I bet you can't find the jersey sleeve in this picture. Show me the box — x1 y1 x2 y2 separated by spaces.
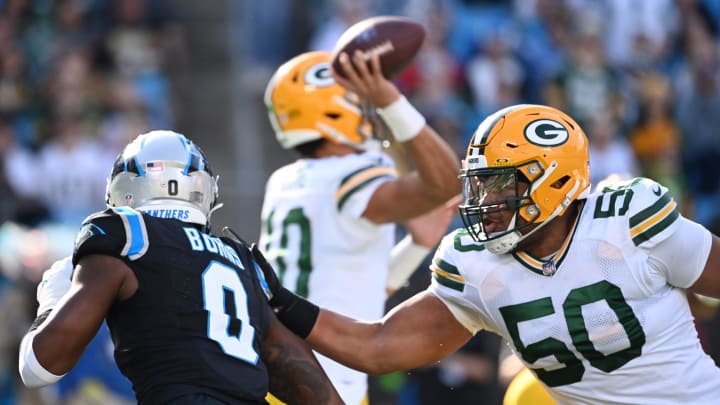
334 155 397 218
622 177 711 288
72 207 149 266
428 230 488 334
624 177 681 248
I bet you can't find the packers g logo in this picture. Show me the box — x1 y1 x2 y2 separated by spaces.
304 62 334 87
524 119 569 147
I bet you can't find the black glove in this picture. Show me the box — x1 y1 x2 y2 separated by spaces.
251 243 319 339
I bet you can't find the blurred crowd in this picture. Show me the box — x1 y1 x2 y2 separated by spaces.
1 0 720 404
301 0 720 231
0 0 183 403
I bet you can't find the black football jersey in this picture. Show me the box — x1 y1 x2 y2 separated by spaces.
73 207 270 404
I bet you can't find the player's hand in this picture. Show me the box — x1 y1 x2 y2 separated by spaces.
332 50 401 108
36 256 73 316
250 244 319 339
250 243 281 302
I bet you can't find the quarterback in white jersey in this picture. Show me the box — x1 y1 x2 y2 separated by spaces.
261 51 460 404
261 152 397 323
251 104 720 405
260 153 395 403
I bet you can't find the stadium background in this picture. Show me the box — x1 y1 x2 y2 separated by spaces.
1 0 720 404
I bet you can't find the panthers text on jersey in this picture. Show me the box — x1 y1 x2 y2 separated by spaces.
73 207 271 404
430 177 720 404
259 151 397 405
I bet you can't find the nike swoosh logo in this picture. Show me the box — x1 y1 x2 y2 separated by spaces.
652 185 661 196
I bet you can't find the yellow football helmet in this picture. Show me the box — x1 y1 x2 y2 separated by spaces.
264 51 375 150
459 104 590 254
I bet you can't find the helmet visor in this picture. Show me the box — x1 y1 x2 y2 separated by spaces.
459 167 535 242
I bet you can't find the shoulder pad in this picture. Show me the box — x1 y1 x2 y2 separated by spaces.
73 207 149 266
594 177 680 247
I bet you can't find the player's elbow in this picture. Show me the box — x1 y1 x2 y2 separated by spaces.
18 332 64 388
424 178 461 204
440 170 462 195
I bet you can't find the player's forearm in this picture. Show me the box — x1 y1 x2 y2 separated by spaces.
262 339 342 404
306 310 395 375
405 127 462 201
306 309 434 376
376 96 461 201
308 291 473 375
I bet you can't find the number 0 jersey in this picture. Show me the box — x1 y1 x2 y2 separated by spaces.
259 151 397 405
73 207 270 404
430 177 720 404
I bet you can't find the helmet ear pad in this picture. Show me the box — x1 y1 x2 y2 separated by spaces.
520 157 588 223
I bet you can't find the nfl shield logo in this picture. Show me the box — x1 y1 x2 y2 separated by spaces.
542 261 557 276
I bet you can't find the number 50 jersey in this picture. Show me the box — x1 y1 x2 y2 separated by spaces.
73 207 270 404
430 177 720 404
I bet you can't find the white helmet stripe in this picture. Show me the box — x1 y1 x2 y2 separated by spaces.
114 206 149 260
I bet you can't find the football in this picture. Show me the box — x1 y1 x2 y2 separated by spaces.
331 15 426 79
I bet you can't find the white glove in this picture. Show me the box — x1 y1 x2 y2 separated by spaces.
36 256 73 316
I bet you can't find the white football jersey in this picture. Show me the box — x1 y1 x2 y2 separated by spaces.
259 151 397 405
431 177 720 404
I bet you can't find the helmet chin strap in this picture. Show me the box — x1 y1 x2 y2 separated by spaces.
486 178 582 255
485 220 522 254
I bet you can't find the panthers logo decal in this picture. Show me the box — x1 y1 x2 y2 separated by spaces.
524 119 569 147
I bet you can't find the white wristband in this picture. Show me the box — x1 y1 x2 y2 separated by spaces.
376 96 426 143
387 235 432 291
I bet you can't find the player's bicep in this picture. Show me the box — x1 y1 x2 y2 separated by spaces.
33 255 128 375
691 232 720 298
262 308 315 364
376 291 473 370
